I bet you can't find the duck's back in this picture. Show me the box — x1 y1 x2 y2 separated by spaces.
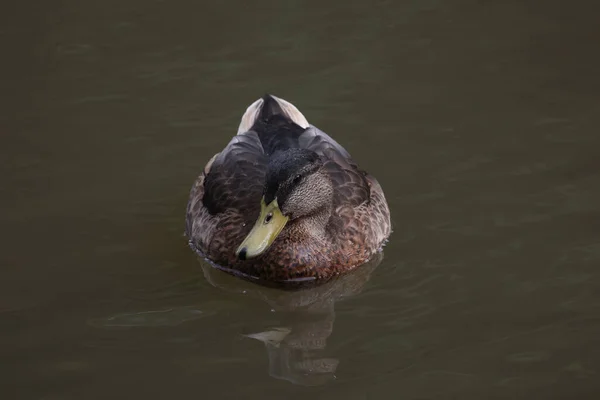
255 96 373 208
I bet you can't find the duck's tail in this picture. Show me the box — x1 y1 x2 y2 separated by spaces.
237 94 309 135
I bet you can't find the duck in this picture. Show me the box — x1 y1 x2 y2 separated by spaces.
185 94 391 284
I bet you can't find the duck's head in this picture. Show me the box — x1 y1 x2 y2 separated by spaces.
236 148 333 260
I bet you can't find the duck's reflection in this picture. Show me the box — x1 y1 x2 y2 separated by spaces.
200 253 383 386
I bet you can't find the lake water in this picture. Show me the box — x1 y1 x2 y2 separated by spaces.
1 0 599 398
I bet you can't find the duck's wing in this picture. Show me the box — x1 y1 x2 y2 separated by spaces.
202 132 267 217
300 126 371 208
202 95 305 217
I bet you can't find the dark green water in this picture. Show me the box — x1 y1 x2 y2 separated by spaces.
1 0 599 398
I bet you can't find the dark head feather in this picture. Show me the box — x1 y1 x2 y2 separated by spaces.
264 148 323 207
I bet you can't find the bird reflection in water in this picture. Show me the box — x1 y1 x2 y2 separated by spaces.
200 252 384 386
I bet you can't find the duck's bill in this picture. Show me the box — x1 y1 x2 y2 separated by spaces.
236 198 289 260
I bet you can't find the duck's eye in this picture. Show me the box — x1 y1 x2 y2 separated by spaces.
264 212 273 224
293 174 302 184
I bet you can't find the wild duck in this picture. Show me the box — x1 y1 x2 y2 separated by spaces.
185 95 391 283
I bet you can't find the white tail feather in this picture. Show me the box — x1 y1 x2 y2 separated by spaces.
237 98 264 135
270 95 310 129
236 95 310 135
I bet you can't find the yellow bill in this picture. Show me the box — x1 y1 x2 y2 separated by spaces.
236 198 289 260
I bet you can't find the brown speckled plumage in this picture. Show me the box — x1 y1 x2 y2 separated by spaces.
185 95 391 284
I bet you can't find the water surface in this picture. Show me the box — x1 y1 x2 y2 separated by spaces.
1 0 599 398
